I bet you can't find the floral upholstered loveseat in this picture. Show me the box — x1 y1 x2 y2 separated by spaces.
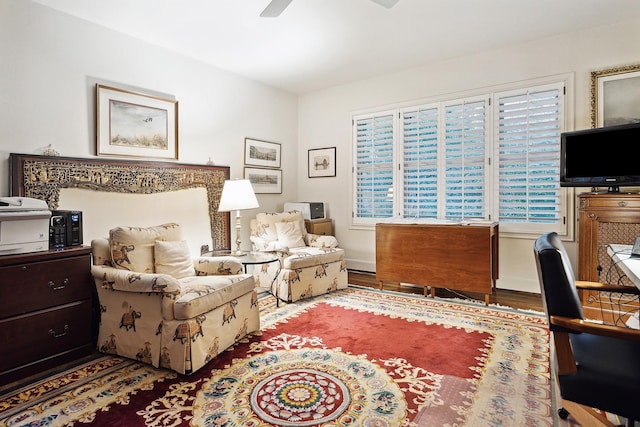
91 223 260 375
250 211 348 303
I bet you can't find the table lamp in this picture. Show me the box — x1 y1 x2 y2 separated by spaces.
218 179 259 256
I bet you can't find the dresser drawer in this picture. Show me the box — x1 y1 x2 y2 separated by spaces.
580 195 640 210
0 254 91 319
0 300 92 374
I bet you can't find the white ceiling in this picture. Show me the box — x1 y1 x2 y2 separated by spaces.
33 0 640 94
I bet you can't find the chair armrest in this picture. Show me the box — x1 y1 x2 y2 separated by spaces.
305 233 339 248
91 265 181 294
550 315 640 341
576 280 640 294
193 256 243 275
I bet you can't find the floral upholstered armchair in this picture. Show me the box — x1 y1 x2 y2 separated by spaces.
91 223 260 375
250 211 348 303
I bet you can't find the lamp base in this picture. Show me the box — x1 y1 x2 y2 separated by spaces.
230 250 247 257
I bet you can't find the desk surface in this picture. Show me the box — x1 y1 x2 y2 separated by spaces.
607 244 640 289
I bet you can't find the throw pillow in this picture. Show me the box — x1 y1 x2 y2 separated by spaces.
255 211 307 242
275 221 306 248
109 223 183 273
155 240 195 279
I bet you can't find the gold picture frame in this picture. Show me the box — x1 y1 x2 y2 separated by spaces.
97 84 179 159
590 63 640 127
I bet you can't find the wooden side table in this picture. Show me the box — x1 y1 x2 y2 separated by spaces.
305 218 333 235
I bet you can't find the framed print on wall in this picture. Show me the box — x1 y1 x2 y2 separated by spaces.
244 167 282 194
591 63 640 127
308 147 336 178
96 84 178 160
244 138 281 168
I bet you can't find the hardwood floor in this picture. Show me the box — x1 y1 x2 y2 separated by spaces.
348 270 544 312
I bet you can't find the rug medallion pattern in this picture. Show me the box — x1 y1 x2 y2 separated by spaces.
0 287 553 426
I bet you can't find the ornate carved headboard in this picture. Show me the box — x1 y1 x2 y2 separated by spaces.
9 153 231 251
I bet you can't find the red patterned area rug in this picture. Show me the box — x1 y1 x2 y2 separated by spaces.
1 287 560 426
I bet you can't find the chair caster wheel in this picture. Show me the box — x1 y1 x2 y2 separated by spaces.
558 408 570 420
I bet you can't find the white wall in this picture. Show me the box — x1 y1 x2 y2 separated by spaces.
297 19 640 293
0 0 298 249
3 1 640 294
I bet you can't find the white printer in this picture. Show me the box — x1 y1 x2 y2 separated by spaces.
0 197 51 255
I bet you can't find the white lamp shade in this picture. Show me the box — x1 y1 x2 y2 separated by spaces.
218 179 259 212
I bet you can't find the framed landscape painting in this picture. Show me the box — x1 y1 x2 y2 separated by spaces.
96 84 178 160
591 63 640 127
244 167 282 194
244 138 281 168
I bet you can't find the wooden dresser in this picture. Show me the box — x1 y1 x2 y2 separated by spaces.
0 246 94 385
577 193 640 319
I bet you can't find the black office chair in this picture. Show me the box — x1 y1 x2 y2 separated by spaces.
534 232 640 427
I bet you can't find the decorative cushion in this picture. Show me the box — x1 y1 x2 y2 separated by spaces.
155 240 195 279
253 211 307 242
172 274 256 320
109 223 183 273
275 221 306 248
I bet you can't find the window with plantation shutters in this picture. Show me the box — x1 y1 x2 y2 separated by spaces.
495 83 566 234
442 97 489 219
401 105 438 218
352 76 570 237
353 112 395 223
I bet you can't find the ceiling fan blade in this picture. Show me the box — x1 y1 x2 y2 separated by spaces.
370 0 400 8
260 0 294 17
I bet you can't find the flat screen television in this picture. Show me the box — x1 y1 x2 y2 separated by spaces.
560 122 640 193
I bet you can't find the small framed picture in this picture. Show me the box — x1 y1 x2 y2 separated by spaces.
308 147 336 178
96 84 178 160
591 63 640 127
244 167 282 194
244 138 281 168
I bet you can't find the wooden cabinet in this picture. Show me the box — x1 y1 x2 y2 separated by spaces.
375 221 499 305
578 193 640 282
305 218 333 236
0 246 94 385
578 193 640 320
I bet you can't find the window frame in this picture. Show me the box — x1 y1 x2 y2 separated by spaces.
350 74 575 239
352 109 398 226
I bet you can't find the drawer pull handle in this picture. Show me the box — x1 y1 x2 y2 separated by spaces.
619 201 627 207
49 324 69 338
48 278 69 290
